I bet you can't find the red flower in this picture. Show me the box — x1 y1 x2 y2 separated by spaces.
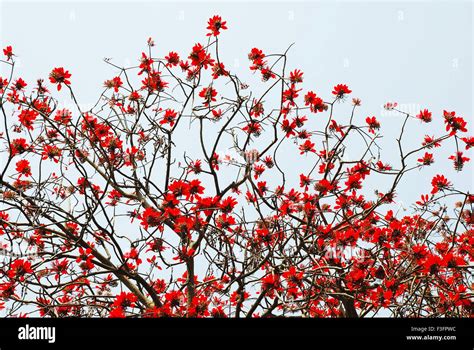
415 194 430 207
141 70 168 92
282 266 304 286
345 173 362 191
10 138 29 156
188 159 202 174
104 76 123 92
376 161 392 171
422 135 441 148
109 308 125 318
243 121 261 136
159 109 178 127
282 84 301 106
112 292 137 309
215 213 236 231
18 109 39 130
41 144 62 163
315 178 336 195
124 248 142 267
165 51 180 67
14 78 27 90
206 15 228 37
54 108 73 125
0 77 8 93
248 47 265 62
52 259 69 280
49 67 71 91
444 111 467 135
76 247 95 271
431 174 451 194
212 62 228 79
3 45 13 60
188 43 214 69
448 152 470 171
417 109 432 123
139 52 154 75
7 259 33 281
299 139 315 154
289 69 304 84
219 197 238 213
199 86 217 106
422 254 444 274
304 91 325 113
15 159 31 178
332 84 352 98
281 119 296 138
417 152 434 165
366 116 380 134
461 136 474 150
261 273 280 293
140 207 162 230
299 174 312 189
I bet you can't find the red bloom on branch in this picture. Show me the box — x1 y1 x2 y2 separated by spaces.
159 109 178 127
189 43 214 69
18 109 38 130
0 77 8 93
315 178 336 195
7 259 33 281
261 273 281 293
112 292 137 309
431 174 451 194
248 47 265 62
212 62 228 79
299 139 316 154
417 152 434 166
304 91 325 113
106 189 122 206
41 145 62 163
3 46 13 60
417 109 432 123
206 15 228 37
282 85 301 106
140 207 162 230
281 119 296 138
14 78 27 90
54 108 73 125
289 69 304 84
199 86 217 106
422 254 444 275
422 135 441 148
104 76 123 92
49 67 71 91
219 197 238 213
443 110 467 135
345 173 362 191
15 159 31 178
448 152 470 171
139 52 154 75
332 84 352 98
242 121 261 136
165 51 180 67
461 136 474 149
10 138 29 156
366 116 380 134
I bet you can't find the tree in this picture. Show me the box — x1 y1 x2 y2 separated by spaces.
0 16 472 318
